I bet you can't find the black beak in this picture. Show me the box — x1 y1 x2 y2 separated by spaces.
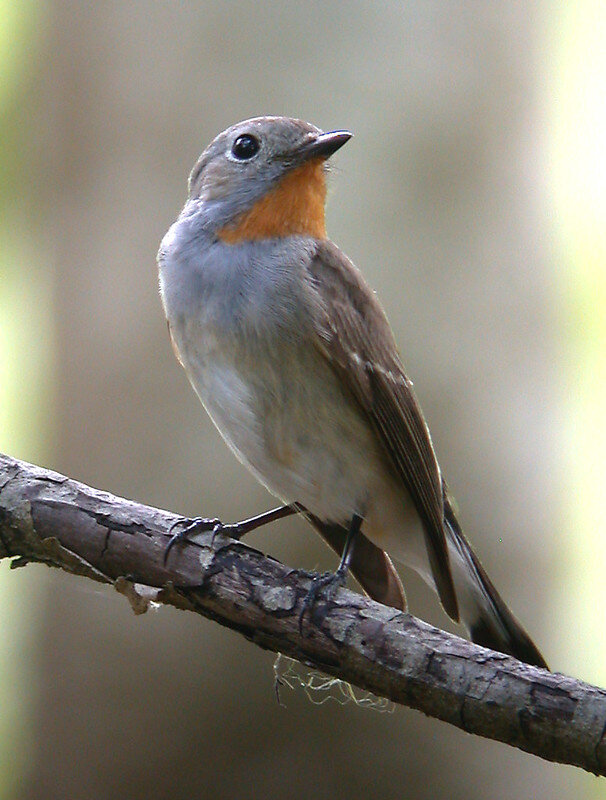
297 130 353 162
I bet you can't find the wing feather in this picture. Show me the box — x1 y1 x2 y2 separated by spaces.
306 240 458 619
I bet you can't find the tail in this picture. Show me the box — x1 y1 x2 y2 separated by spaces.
443 496 548 669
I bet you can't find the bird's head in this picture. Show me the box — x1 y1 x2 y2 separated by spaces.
187 116 352 241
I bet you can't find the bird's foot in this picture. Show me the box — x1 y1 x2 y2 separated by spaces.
163 516 242 565
299 567 347 634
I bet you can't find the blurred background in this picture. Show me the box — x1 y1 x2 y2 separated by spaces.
1 1 604 798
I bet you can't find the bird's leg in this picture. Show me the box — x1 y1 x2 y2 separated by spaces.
163 502 303 565
300 513 363 633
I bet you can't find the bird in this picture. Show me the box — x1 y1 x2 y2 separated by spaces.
157 115 548 669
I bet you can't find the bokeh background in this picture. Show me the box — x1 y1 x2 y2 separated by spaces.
1 2 604 798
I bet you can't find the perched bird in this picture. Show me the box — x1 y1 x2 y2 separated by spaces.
158 116 547 669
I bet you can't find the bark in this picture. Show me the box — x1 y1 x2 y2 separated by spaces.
0 452 604 777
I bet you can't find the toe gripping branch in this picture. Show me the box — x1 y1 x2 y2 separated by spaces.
162 503 300 566
299 512 362 633
163 504 364 639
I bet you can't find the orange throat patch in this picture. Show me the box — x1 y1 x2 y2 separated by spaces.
218 159 327 243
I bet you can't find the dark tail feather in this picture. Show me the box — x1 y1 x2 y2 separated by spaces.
444 498 548 670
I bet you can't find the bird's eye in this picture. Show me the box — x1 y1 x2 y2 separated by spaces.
231 134 260 161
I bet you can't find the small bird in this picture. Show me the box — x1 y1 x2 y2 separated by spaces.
158 116 547 669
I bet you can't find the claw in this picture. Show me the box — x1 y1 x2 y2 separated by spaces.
298 567 347 635
163 516 223 565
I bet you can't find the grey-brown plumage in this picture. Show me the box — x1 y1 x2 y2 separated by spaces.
158 115 547 669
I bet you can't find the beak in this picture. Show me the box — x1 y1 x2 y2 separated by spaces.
297 130 353 162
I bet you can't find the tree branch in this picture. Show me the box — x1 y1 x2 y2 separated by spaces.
0 452 604 776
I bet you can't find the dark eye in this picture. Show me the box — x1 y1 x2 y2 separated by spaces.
231 134 260 160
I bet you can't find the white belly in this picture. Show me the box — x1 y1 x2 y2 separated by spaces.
190 340 387 523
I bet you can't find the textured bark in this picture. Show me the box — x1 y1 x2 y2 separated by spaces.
0 452 604 777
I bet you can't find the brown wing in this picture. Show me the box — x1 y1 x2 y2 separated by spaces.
306 240 458 620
